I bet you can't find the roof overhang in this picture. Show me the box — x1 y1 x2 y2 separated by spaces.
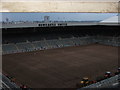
1 22 119 29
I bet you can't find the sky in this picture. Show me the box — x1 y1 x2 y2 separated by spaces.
1 13 117 22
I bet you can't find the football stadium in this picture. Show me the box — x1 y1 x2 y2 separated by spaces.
1 14 120 89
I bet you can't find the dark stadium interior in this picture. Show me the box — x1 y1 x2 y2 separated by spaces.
2 25 120 88
2 25 120 44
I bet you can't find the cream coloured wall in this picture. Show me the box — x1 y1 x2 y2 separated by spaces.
0 1 119 12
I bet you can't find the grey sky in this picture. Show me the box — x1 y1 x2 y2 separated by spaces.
1 13 117 22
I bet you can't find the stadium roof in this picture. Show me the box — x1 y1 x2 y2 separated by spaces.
100 16 118 23
1 21 119 29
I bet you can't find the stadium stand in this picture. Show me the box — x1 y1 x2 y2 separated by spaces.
44 39 59 48
2 44 18 54
58 38 74 47
79 74 120 89
2 25 120 55
16 42 35 52
2 36 120 54
0 72 20 89
34 41 49 49
0 47 1 52
0 73 2 89
96 36 119 47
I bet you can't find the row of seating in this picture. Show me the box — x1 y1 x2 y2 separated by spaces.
2 36 120 54
96 36 119 47
81 74 120 89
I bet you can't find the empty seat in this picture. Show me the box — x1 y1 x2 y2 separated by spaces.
2 44 17 54
32 41 48 49
16 43 34 52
